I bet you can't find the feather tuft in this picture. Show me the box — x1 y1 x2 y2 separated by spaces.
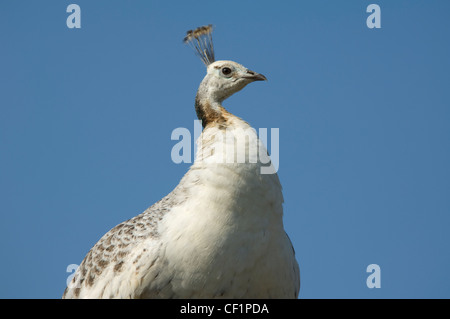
184 24 215 66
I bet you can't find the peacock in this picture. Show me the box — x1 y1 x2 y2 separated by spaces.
63 25 300 299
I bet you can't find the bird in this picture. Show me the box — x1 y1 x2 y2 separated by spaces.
62 25 300 299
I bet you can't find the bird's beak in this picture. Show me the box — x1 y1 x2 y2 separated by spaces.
242 69 267 81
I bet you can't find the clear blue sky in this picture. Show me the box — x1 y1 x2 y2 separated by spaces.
1 0 449 298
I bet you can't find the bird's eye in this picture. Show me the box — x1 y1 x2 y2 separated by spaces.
221 67 232 76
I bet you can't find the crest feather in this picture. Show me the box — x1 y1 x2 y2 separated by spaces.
184 24 215 66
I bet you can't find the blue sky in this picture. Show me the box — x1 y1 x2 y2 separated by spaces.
1 0 449 298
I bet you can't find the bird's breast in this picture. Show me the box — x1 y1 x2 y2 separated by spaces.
152 123 291 297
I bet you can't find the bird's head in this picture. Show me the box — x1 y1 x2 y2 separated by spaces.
201 60 267 102
184 25 266 103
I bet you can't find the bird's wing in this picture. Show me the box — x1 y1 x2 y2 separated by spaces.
286 232 300 298
62 195 175 299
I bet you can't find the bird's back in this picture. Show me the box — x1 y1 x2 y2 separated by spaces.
62 195 175 299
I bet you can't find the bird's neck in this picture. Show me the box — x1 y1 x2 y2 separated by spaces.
195 93 232 129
